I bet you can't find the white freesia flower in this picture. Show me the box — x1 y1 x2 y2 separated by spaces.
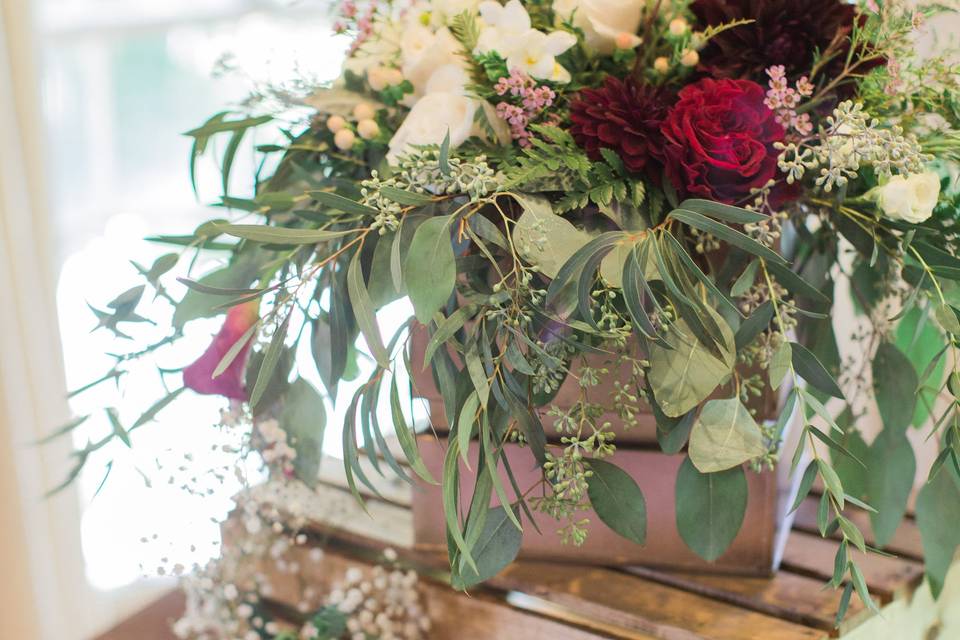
553 0 643 54
387 93 478 163
872 171 941 223
476 0 531 55
476 0 576 82
506 29 577 82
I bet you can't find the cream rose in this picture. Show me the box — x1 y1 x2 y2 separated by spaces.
872 171 941 224
400 26 465 101
387 92 478 164
553 0 643 55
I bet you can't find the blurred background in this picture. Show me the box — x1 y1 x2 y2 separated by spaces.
1 1 351 637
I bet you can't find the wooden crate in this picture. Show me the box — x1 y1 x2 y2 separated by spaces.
411 435 800 574
237 459 954 640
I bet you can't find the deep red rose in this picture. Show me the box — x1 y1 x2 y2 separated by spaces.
183 300 260 400
661 78 784 205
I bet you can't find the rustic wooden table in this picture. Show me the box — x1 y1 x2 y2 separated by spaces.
237 451 959 640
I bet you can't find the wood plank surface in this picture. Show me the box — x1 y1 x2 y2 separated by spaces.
94 590 184 640
781 531 924 602
793 495 923 560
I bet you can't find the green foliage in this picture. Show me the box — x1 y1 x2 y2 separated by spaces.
675 458 748 562
688 398 766 473
503 126 646 212
279 378 326 487
586 459 647 545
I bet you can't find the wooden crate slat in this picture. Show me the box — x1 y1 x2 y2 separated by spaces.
793 495 923 560
624 565 863 632
496 562 824 640
781 531 924 601
262 540 625 640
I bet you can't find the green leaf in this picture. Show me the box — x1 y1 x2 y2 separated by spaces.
792 342 844 399
442 438 478 573
835 582 854 628
457 391 480 468
675 199 767 224
173 250 266 328
935 303 960 334
513 195 591 279
452 506 522 589
817 459 845 509
865 430 916 548
130 387 187 431
790 461 818 513
689 398 767 473
390 377 435 483
833 422 869 501
586 459 647 545
367 233 403 308
212 322 260 378
916 461 960 598
849 562 880 613
347 250 391 368
309 191 379 216
405 216 456 324
439 131 452 176
280 378 326 487
734 301 773 351
378 185 434 206
216 223 357 244
769 341 792 391
896 308 946 427
731 260 759 297
872 341 918 434
675 458 748 562
648 312 735 418
667 209 786 265
249 315 290 409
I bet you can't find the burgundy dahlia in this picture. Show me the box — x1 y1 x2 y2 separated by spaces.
661 78 784 205
569 77 671 174
690 0 874 87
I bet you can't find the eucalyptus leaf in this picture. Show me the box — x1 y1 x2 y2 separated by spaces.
280 378 326 487
648 311 735 418
872 341 918 434
916 462 960 598
586 459 647 545
513 195 590 279
405 216 456 324
347 250 391 368
452 506 522 589
689 398 767 473
675 458 748 562
865 430 915 548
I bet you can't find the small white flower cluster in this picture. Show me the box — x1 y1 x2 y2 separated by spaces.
256 418 297 470
361 171 405 235
305 551 430 640
396 148 500 200
776 101 931 192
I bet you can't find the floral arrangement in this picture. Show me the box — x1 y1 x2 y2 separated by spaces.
58 0 960 629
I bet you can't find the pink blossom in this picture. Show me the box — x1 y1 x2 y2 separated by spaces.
764 65 814 136
183 301 260 401
493 69 556 147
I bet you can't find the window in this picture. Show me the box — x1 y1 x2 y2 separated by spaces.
38 0 347 595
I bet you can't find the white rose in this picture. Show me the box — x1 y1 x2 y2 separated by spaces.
553 0 643 55
873 171 941 224
387 93 478 163
401 26 465 101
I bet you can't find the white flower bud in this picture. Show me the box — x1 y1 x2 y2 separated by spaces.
326 115 346 132
334 128 357 151
680 49 699 67
669 17 688 36
654 56 670 74
353 102 376 121
357 119 380 140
